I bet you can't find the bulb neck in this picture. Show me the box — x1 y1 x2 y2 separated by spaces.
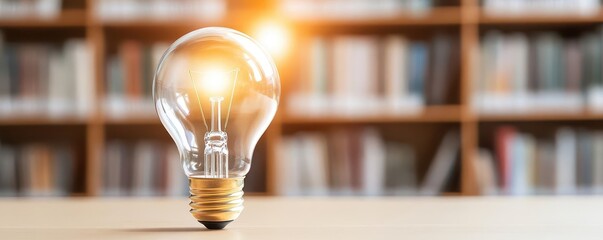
203 131 229 178
189 177 244 230
209 96 224 132
204 96 229 178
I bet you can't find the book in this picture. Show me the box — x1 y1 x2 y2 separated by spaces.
555 128 577 195
576 130 593 194
300 133 329 195
277 127 425 196
331 36 380 116
95 0 226 21
384 35 409 112
102 140 188 197
104 141 128 196
495 126 515 193
593 133 603 193
165 145 188 196
483 127 603 195
535 141 556 194
288 33 457 117
105 41 168 118
360 128 386 196
275 136 302 196
384 142 417 195
511 133 535 195
476 31 590 114
427 34 457 105
69 40 94 117
53 143 74 196
408 42 428 107
279 0 434 19
132 141 156 196
420 130 460 195
0 31 9 113
0 142 76 196
0 0 61 19
328 128 353 194
0 34 93 118
483 0 599 16
474 149 498 195
0 143 17 196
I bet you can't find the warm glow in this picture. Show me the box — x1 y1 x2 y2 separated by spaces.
203 69 229 94
190 69 231 97
254 22 290 58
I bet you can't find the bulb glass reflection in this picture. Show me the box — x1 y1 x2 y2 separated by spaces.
154 27 280 180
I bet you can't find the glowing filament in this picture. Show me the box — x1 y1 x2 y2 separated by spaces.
189 68 239 178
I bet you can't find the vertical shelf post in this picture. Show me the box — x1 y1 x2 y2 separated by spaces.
85 0 105 196
460 0 479 195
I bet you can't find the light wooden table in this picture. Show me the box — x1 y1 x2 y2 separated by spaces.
1 197 603 239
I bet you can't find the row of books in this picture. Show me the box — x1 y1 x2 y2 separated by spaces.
0 141 76 197
0 33 94 118
483 0 599 16
0 0 60 19
475 127 603 195
105 41 168 118
95 0 226 21
276 128 460 196
279 0 434 19
288 34 458 117
474 29 603 114
102 140 188 197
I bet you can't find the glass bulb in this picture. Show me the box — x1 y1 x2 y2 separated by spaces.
153 27 280 229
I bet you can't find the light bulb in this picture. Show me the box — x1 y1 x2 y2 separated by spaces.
153 27 280 229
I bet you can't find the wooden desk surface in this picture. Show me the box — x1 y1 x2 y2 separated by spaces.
1 196 603 239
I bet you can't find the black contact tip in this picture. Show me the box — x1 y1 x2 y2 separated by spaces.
199 220 233 230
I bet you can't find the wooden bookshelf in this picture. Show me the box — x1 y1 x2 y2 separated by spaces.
0 9 86 27
0 117 89 126
479 9 603 25
283 7 462 27
103 117 161 125
1 0 602 197
478 112 603 122
282 105 462 124
96 20 229 29
94 9 261 29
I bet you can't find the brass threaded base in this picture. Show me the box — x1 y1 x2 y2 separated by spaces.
189 177 244 224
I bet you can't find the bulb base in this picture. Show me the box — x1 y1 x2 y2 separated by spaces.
189 177 244 229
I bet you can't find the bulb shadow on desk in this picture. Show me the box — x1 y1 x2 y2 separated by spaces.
121 227 211 232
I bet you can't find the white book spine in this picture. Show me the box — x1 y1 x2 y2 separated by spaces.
73 40 93 117
384 36 406 111
361 128 386 196
593 133 603 193
556 128 577 195
166 145 186 196
302 134 329 195
420 131 460 195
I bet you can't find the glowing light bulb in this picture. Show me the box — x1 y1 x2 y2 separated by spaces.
153 27 280 229
190 68 234 96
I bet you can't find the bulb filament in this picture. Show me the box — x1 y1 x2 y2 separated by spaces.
190 69 239 178
204 96 229 178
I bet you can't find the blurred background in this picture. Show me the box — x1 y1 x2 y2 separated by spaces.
1 0 603 198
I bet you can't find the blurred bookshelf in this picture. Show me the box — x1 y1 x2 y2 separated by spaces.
3 0 603 197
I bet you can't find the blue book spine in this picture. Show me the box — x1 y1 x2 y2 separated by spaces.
409 42 427 99
7 45 19 97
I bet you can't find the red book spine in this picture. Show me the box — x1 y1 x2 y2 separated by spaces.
496 126 516 193
120 41 142 100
